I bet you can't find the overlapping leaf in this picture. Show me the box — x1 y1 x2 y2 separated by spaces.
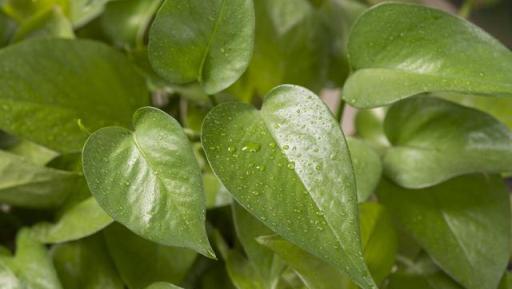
202 85 376 289
343 3 512 108
148 0 255 94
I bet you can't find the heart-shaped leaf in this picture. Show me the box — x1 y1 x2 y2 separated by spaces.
383 96 512 188
83 107 213 256
104 224 197 289
378 174 510 289
0 38 149 153
0 150 79 208
343 3 512 108
31 197 112 243
148 0 255 94
202 85 376 289
51 234 124 289
347 137 382 202
0 229 63 289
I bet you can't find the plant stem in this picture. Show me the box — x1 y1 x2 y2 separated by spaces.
336 98 345 124
459 0 474 19
208 94 218 106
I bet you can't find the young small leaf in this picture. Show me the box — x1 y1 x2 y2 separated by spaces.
0 150 79 208
52 234 124 289
0 229 63 289
31 197 113 243
83 107 213 256
148 0 255 94
378 174 510 289
202 85 376 289
343 3 512 108
383 96 512 188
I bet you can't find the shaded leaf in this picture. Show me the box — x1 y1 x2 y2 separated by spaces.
383 96 512 188
145 283 183 289
343 3 512 108
51 234 123 289
31 197 112 243
202 85 375 289
12 6 73 42
0 150 78 209
148 0 255 94
0 38 148 153
83 107 213 256
104 223 197 289
378 175 510 289
347 137 382 202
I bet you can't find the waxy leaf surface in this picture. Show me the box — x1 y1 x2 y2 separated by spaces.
83 107 213 256
378 175 510 289
0 38 148 153
343 3 512 108
148 0 255 94
202 85 375 289
383 97 512 188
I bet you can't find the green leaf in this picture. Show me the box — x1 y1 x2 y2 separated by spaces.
69 0 111 27
0 261 23 289
83 106 213 256
354 108 389 151
378 174 511 289
51 234 124 289
202 85 376 289
358 203 397 284
31 197 112 243
2 0 67 22
383 96 512 188
204 173 232 209
148 0 255 94
145 283 183 289
387 254 464 289
343 3 512 108
258 203 397 289
104 223 197 289
232 203 284 287
0 150 78 208
100 0 161 48
12 6 74 42
347 138 382 202
0 229 63 289
0 38 148 153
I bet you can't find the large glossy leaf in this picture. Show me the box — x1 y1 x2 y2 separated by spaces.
31 197 112 243
0 38 148 153
202 85 376 289
51 235 124 289
258 203 397 289
232 203 284 288
378 175 510 289
0 229 63 289
148 0 255 94
83 107 213 256
343 3 512 108
383 96 512 188
104 223 197 289
0 150 78 208
347 138 382 202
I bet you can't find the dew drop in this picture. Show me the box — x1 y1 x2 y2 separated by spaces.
241 142 261 153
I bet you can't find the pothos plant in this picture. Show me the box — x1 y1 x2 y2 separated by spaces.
0 0 510 289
